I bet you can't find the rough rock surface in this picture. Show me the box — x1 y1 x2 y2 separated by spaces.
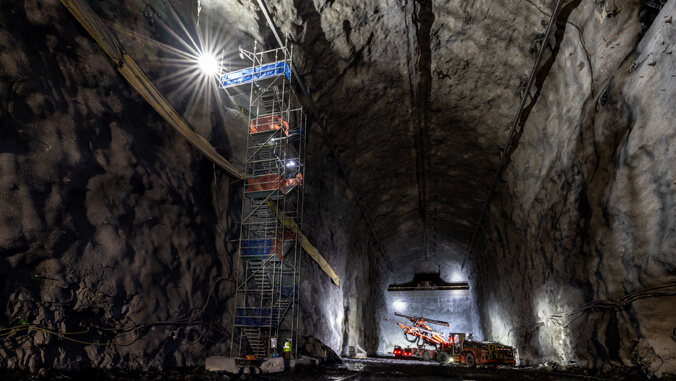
260 356 285 373
299 127 384 356
0 0 248 371
471 0 676 378
0 0 376 372
1 0 675 378
300 335 341 363
273 0 676 377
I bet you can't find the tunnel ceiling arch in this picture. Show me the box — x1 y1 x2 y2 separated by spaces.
256 0 545 267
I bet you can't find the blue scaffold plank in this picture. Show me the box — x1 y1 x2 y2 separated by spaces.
241 239 282 259
222 61 290 88
281 285 298 299
236 309 277 327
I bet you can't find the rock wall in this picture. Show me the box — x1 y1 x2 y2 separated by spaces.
3 0 675 376
0 0 366 370
265 0 676 374
0 0 246 370
301 122 386 356
473 0 676 378
261 0 390 357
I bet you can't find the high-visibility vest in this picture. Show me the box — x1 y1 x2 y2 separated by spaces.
283 342 291 352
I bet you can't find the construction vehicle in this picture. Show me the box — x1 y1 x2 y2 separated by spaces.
385 312 516 367
393 345 437 361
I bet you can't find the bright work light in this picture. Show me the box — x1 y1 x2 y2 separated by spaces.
198 53 219 76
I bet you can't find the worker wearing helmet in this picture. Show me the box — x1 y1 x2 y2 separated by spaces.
283 339 292 360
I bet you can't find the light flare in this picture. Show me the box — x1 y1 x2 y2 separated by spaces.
110 2 239 123
198 53 220 76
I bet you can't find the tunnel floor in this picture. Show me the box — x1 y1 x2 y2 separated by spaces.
0 356 655 381
256 357 648 381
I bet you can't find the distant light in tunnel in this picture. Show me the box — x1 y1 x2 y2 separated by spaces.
392 300 407 311
449 269 465 283
286 160 296 167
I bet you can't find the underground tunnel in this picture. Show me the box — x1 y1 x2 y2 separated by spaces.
1 0 675 380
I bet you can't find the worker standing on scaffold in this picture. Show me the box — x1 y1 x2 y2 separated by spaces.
283 339 292 360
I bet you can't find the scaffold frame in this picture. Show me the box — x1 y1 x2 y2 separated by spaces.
222 39 306 359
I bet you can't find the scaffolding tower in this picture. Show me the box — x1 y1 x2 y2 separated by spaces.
222 41 306 359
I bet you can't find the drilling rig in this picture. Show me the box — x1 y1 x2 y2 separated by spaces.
385 312 517 367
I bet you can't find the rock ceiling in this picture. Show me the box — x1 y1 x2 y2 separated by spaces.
264 0 552 267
